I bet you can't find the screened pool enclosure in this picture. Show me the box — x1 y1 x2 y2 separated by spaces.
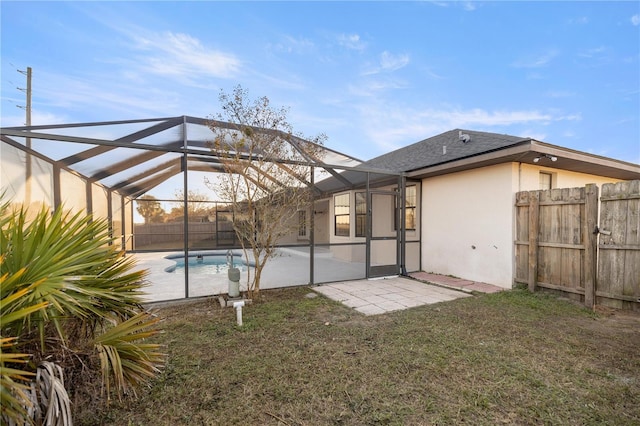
1 116 420 301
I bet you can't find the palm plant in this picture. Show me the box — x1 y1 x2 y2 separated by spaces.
1 199 165 425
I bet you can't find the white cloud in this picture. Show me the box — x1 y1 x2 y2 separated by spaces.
614 115 639 125
131 31 241 79
268 35 315 54
75 9 242 83
336 33 366 51
578 46 606 58
555 113 582 122
357 103 581 152
632 14 640 26
363 51 410 75
526 72 544 80
512 50 559 68
428 1 477 11
432 108 551 126
380 51 410 71
0 111 69 127
423 66 445 80
463 2 477 12
252 70 307 91
545 90 576 98
32 71 186 118
520 129 547 141
347 78 409 98
569 16 589 25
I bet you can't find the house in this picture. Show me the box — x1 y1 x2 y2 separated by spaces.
2 117 638 292
315 129 640 289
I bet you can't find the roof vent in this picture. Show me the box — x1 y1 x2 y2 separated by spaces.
459 131 471 143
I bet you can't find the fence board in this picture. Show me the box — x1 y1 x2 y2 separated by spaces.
527 191 539 292
514 192 529 284
583 184 598 308
624 192 640 303
134 222 217 248
597 181 640 310
546 188 583 299
518 181 639 311
515 184 599 307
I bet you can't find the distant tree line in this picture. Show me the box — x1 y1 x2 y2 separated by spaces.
135 191 229 224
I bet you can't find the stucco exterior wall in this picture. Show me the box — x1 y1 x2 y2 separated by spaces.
422 162 624 289
273 207 311 246
517 162 621 191
422 163 515 287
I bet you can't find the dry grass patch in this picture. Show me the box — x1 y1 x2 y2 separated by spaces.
78 287 640 425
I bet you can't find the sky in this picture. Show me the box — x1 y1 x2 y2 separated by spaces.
1 0 639 166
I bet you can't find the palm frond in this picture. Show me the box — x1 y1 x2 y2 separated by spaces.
1 203 149 344
34 361 72 426
1 195 164 421
93 312 164 401
0 337 35 425
0 376 33 426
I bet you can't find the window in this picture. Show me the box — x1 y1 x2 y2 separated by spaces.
298 210 306 237
355 192 367 237
395 186 417 231
539 172 552 190
334 193 350 236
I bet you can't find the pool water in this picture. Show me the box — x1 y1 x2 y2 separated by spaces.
165 255 248 274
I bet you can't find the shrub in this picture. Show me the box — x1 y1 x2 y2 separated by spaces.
1 199 165 425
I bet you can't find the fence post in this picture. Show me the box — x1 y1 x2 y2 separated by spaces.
583 184 599 310
528 191 540 292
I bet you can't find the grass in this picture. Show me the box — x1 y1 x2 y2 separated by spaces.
77 286 640 425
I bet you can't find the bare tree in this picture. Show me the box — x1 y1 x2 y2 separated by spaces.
165 190 213 222
207 86 325 297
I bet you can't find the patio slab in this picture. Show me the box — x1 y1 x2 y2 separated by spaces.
313 276 471 316
409 272 505 294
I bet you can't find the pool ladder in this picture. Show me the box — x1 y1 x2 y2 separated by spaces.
226 249 234 267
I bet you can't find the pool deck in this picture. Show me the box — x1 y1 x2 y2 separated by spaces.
133 250 507 315
132 248 367 302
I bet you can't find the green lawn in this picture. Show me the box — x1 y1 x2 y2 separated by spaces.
78 287 640 425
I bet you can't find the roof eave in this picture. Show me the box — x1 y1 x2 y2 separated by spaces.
407 140 640 181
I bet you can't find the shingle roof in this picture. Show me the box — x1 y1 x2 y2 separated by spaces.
314 127 640 193
362 129 530 173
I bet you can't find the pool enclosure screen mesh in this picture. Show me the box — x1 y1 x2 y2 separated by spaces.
1 116 414 301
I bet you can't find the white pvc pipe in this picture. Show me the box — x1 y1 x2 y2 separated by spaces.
233 301 245 326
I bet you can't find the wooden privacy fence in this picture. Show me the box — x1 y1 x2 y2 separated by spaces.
515 180 640 311
134 222 216 247
134 221 240 249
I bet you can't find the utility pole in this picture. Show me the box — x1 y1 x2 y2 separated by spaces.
17 67 32 205
18 66 32 126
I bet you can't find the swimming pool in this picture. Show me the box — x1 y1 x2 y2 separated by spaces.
164 252 252 274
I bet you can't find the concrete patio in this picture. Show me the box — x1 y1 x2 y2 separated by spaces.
312 273 505 316
409 271 505 294
313 276 471 315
